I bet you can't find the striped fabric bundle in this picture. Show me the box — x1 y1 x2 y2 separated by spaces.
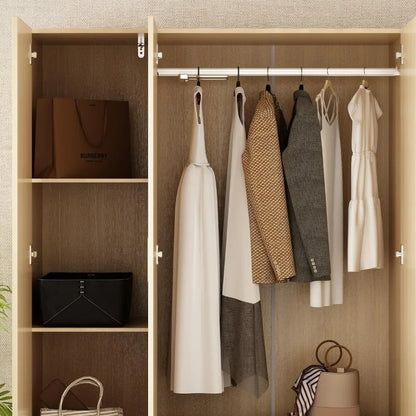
291 365 327 416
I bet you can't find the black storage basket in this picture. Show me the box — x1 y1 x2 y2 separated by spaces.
38 272 132 327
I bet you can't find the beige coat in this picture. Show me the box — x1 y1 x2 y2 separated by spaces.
242 90 295 284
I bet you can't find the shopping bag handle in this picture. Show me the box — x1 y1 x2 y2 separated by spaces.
315 339 342 367
58 376 103 416
325 345 353 372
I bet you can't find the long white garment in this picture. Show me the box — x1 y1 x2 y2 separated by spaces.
347 85 384 272
310 87 343 307
171 85 223 394
222 86 260 305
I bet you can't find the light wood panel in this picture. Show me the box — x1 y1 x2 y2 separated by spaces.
396 17 416 416
157 43 391 416
389 38 402 416
12 17 33 416
32 317 148 333
33 30 147 45
157 28 400 45
31 178 148 183
40 333 148 416
147 15 159 416
38 43 148 178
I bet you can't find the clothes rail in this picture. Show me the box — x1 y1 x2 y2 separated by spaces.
157 67 400 79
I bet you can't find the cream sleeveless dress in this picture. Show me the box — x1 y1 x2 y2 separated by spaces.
310 87 343 307
171 85 223 394
347 85 383 272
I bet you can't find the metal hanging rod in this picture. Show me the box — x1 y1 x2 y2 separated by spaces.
158 67 400 79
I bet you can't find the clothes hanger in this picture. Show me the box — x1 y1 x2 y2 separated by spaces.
196 66 201 105
236 66 244 123
362 67 369 89
236 66 241 87
299 67 304 90
265 67 271 92
316 67 336 102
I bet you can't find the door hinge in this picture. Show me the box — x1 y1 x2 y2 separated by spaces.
395 244 404 265
29 43 37 65
29 244 38 265
395 44 404 65
138 33 145 58
154 245 163 265
156 49 163 64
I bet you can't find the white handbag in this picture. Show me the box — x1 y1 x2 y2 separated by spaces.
40 376 123 416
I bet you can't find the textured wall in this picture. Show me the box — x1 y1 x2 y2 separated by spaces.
1 0 416 401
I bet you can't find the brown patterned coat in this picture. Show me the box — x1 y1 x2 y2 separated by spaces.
242 90 295 284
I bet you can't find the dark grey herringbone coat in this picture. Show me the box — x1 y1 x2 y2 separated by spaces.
282 90 331 282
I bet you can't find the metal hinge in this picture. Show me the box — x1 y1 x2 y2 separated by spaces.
156 49 163 64
395 244 404 265
138 33 145 58
154 245 163 265
29 43 37 65
29 244 38 265
396 44 404 65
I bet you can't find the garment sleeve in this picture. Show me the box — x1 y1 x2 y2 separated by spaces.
348 93 361 123
374 96 383 119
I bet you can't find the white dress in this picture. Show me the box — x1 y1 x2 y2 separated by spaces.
171 86 223 394
222 86 260 305
348 85 384 272
310 87 343 307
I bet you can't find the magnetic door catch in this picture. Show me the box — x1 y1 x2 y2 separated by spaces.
29 43 37 65
395 244 404 265
29 244 38 265
155 245 163 265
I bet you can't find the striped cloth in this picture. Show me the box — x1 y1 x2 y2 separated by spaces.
290 365 327 416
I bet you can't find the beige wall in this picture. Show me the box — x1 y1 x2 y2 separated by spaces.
1 0 416 397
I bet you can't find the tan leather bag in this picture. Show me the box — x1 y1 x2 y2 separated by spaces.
309 341 360 416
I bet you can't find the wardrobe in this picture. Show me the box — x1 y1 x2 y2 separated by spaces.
11 15 416 416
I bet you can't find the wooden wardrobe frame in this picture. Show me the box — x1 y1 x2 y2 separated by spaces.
11 15 416 416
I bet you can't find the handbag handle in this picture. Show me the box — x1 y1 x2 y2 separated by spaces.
325 344 353 372
58 376 104 416
315 339 342 367
74 100 108 148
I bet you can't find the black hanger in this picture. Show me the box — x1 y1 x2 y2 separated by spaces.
196 66 201 105
236 66 241 87
299 67 304 90
266 67 271 92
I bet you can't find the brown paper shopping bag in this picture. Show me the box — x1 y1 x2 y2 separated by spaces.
34 98 131 178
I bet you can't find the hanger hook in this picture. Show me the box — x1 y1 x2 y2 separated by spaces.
301 66 303 82
363 66 366 79
327 67 329 78
238 66 240 82
267 66 270 82
197 66 200 86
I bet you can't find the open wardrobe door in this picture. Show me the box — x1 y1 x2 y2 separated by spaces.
147 15 159 416
391 15 416 416
12 17 34 416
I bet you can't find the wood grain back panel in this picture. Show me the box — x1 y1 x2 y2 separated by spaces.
157 44 390 416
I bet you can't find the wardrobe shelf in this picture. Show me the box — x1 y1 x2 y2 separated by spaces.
31 178 149 184
31 318 148 333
